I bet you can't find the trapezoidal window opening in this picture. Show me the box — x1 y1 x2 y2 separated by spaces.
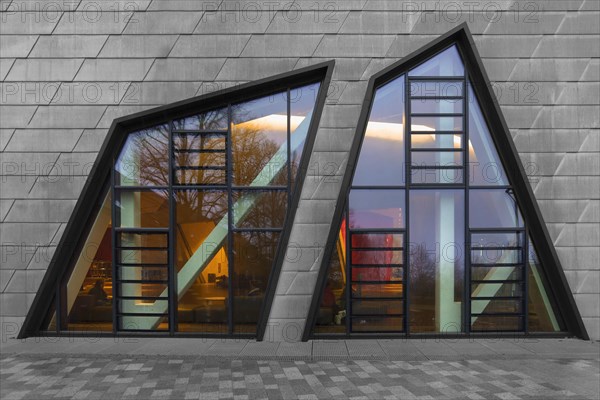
20 62 334 338
305 25 587 340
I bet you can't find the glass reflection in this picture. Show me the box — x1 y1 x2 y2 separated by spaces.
116 190 169 228
528 239 563 332
314 216 347 334
411 116 462 132
411 167 463 184
349 189 405 229
409 81 463 98
409 190 464 333
409 45 464 77
470 189 524 228
468 85 508 185
411 133 462 149
233 231 280 333
173 133 227 186
353 76 405 186
233 190 287 228
173 107 228 131
175 190 229 333
67 190 113 331
115 125 170 186
411 99 463 114
232 92 288 186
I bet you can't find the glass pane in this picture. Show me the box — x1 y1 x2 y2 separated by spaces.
119 283 168 297
471 315 522 331
472 282 523 298
118 278 169 330
173 107 228 131
351 284 402 299
471 249 522 265
118 266 168 281
176 169 227 186
409 81 463 98
409 190 464 333
119 299 168 310
469 189 524 228
468 85 509 185
119 316 168 331
411 167 463 184
290 83 320 186
351 250 402 266
115 125 169 186
472 299 522 314
352 300 403 315
353 76 405 186
348 189 405 229
118 249 168 265
411 116 462 132
411 99 463 114
351 267 402 282
232 190 287 228
175 189 229 333
232 92 288 186
411 151 462 166
115 190 169 228
528 238 563 332
66 190 113 332
411 133 462 149
174 133 227 186
232 231 280 333
471 266 522 281
118 232 167 249
314 217 347 334
174 132 226 151
351 233 403 249
409 45 464 77
352 317 403 332
471 232 522 248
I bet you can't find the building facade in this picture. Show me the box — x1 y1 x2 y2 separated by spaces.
1 1 598 342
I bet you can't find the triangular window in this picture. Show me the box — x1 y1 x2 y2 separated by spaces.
22 64 330 338
309 32 580 338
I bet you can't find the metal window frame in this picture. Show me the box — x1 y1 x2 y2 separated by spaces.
303 24 588 341
18 61 335 339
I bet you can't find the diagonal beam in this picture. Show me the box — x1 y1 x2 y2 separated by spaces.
121 112 313 329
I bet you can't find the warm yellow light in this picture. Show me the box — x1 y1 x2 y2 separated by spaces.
366 120 476 154
365 121 435 141
233 114 305 132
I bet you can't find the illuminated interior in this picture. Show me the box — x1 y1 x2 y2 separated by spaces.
314 45 563 336
48 82 321 334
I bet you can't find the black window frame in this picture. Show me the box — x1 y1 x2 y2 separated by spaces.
304 24 588 341
19 61 334 339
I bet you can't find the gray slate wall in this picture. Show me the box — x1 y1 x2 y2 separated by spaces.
1 0 598 341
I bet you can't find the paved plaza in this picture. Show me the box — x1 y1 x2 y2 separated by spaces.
1 338 599 399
